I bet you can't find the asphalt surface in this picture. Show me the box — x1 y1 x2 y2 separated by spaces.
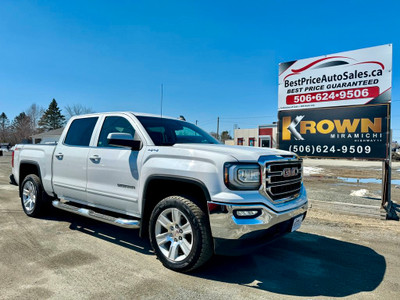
1 153 400 299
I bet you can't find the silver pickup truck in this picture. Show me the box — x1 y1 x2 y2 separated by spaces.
11 112 308 272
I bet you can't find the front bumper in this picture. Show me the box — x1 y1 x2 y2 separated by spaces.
207 186 308 255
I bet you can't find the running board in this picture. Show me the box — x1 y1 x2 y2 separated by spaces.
52 200 140 229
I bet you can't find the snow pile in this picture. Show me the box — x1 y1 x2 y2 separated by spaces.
350 189 369 197
303 167 324 176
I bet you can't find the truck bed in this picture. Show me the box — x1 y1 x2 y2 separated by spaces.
13 144 57 195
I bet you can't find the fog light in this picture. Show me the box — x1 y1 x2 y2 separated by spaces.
234 209 261 219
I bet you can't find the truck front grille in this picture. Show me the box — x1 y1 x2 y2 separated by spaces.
264 161 302 201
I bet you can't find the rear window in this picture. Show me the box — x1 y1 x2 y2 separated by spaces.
64 117 98 146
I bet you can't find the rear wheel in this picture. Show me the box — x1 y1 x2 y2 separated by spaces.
149 196 213 272
20 174 49 217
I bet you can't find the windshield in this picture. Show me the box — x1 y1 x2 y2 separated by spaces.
136 116 219 146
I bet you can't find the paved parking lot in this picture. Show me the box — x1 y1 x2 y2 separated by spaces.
1 154 400 299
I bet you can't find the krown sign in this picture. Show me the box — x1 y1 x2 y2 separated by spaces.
281 116 382 140
278 104 389 159
279 44 392 111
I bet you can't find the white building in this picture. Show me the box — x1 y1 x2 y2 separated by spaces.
31 128 64 144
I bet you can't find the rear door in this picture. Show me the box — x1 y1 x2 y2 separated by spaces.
52 116 99 204
86 114 144 216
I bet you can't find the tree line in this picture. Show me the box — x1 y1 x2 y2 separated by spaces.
0 99 232 145
0 99 93 144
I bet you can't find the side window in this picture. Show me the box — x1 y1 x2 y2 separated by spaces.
98 116 136 148
175 126 204 143
64 117 98 146
175 126 201 136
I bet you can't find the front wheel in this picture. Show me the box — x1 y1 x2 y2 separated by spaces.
149 196 213 272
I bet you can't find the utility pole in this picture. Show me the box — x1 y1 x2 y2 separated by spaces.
217 117 220 141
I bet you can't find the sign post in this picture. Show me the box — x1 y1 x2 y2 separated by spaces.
382 130 399 219
277 44 397 219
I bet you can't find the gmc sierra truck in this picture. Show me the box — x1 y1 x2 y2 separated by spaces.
11 112 308 272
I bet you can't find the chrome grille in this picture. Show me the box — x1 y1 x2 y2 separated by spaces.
264 161 302 201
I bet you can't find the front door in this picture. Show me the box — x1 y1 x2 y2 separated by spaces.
86 115 142 216
260 136 271 148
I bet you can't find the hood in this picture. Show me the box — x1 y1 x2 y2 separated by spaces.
172 143 295 162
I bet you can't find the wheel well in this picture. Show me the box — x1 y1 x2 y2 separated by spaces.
19 163 40 195
140 178 210 238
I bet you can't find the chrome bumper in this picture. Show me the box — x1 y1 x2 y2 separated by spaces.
207 186 308 254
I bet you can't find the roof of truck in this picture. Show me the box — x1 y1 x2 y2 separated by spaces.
71 111 177 120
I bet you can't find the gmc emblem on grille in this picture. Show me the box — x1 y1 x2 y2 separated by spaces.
282 167 299 177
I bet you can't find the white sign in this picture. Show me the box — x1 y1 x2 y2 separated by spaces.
278 45 392 111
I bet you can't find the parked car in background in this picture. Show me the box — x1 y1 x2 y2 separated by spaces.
0 143 11 152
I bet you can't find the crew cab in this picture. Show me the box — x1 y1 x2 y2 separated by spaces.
11 112 308 272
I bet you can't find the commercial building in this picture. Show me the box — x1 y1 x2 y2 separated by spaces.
233 124 277 148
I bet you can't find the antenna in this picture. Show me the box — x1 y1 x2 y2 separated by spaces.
160 84 163 118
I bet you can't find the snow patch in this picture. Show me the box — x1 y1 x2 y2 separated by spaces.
303 167 323 176
350 189 369 197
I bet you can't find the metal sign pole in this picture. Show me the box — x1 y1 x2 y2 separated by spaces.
382 129 399 220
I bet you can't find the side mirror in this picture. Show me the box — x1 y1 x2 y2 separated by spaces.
107 133 142 151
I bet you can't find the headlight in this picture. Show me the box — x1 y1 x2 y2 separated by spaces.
224 163 261 190
237 169 260 183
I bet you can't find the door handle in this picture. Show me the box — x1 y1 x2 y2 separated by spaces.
55 153 64 160
89 154 101 163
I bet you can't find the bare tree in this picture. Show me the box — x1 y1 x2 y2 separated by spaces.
220 131 232 143
26 103 44 133
11 112 33 144
209 132 218 140
64 104 94 119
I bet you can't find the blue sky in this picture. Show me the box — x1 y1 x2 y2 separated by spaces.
0 0 399 140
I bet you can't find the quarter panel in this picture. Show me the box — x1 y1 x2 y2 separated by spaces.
17 145 56 194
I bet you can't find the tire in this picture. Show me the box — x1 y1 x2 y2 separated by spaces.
149 196 213 272
20 174 49 217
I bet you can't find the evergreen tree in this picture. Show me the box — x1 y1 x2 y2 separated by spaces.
38 99 65 131
0 112 10 142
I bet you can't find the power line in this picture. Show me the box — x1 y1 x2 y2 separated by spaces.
197 120 216 126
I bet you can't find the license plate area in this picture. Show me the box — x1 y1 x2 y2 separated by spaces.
291 215 303 232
